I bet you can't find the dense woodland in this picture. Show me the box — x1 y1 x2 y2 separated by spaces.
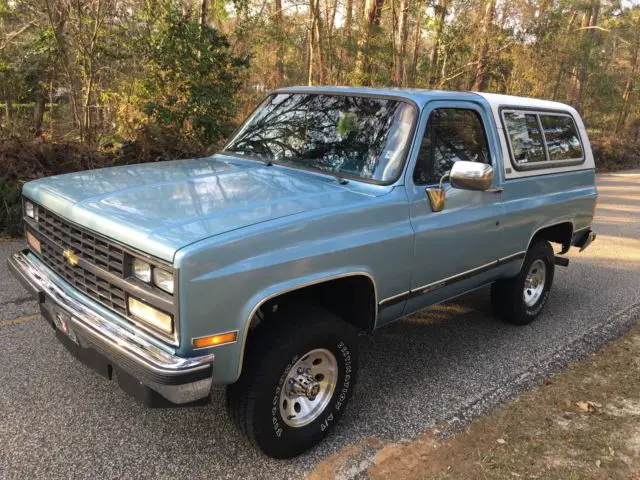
0 0 639 233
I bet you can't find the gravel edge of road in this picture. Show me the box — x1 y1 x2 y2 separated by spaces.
438 302 640 439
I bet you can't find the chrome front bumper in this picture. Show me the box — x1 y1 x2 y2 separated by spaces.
8 250 215 405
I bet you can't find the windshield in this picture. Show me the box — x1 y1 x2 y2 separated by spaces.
224 93 417 183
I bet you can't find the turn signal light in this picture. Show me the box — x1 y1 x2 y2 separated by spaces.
193 331 238 349
26 231 41 254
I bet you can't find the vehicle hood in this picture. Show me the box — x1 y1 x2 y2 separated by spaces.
23 154 387 262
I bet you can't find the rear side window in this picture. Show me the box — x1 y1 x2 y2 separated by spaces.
413 108 490 185
503 112 546 164
502 109 584 170
539 114 584 161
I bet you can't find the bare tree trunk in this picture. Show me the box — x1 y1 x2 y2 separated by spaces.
408 0 422 86
312 0 325 83
393 0 411 85
428 0 447 87
48 79 54 134
439 47 448 87
551 10 577 100
354 0 385 85
616 37 639 133
273 0 284 86
470 0 496 91
357 0 367 22
308 4 316 85
344 0 354 39
341 0 355 81
33 87 46 136
4 97 12 123
571 0 600 113
43 0 83 139
327 0 339 83
391 0 397 83
200 0 208 26
181 2 188 18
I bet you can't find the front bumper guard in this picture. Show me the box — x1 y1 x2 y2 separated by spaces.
8 250 215 405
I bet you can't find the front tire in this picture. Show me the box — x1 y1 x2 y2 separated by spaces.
226 305 358 459
491 240 555 325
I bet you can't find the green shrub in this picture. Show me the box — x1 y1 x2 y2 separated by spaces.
591 136 640 172
0 180 22 237
140 10 248 146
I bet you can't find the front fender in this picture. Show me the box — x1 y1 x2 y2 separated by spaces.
232 267 377 383
173 187 413 384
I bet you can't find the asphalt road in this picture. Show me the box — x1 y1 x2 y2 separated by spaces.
1 171 639 479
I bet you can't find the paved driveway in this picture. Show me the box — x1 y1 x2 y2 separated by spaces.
1 171 639 479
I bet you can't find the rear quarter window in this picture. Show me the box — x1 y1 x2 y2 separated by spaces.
539 114 584 161
501 108 585 170
503 111 546 164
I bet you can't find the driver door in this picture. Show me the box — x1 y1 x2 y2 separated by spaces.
404 100 506 315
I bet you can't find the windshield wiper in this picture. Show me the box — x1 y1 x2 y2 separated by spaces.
334 174 349 185
275 157 350 185
223 148 274 166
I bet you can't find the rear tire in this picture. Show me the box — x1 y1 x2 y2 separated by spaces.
226 305 358 459
491 240 555 325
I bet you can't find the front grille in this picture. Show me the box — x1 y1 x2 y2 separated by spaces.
26 199 178 345
40 241 128 316
38 207 126 277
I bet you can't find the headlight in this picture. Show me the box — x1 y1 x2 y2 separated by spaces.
132 258 152 282
128 296 173 334
25 201 38 221
153 268 174 294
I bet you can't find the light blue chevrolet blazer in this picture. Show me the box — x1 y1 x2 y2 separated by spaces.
9 87 597 458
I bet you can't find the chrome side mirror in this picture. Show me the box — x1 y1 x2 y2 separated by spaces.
449 161 494 191
425 161 494 212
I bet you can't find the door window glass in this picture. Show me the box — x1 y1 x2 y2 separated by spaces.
539 114 584 161
413 108 490 185
503 111 546 164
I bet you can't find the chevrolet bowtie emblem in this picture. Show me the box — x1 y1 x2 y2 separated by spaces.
63 249 79 266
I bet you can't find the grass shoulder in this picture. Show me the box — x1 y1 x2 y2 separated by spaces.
369 315 640 480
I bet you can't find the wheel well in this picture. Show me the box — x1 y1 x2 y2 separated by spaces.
250 275 377 335
529 222 573 251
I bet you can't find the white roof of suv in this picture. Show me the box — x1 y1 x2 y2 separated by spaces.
475 92 584 130
473 92 593 179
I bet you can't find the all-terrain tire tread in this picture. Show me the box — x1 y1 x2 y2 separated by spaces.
491 240 555 325
226 305 357 457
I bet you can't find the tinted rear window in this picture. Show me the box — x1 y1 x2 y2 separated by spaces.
502 109 585 169
503 111 546 164
539 114 584 161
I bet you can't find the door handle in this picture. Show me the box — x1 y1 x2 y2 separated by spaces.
486 187 504 193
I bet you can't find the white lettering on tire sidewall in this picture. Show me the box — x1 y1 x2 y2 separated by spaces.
333 340 351 414
269 339 354 439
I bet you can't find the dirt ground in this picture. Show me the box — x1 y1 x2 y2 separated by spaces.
367 320 640 480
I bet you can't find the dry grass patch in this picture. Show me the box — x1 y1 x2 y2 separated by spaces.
368 319 640 480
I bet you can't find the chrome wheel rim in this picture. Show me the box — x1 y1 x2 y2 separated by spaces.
279 348 338 428
523 259 546 307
